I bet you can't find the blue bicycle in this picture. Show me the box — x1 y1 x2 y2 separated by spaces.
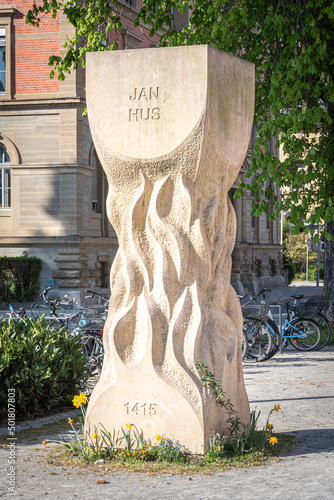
241 289 321 362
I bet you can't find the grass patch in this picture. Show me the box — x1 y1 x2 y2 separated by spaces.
44 431 296 475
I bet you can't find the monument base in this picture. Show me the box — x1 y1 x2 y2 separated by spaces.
85 365 204 453
85 346 250 454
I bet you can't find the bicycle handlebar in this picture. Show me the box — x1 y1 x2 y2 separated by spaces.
39 288 74 315
42 287 58 306
237 293 252 300
85 289 109 304
86 289 107 298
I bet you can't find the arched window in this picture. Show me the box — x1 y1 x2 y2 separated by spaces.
0 145 10 209
90 146 109 237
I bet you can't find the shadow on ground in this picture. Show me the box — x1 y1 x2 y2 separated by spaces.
249 394 334 404
280 428 334 456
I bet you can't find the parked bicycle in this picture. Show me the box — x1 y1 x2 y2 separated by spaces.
286 294 331 350
240 290 274 363
31 287 108 374
31 287 75 327
5 304 27 322
64 290 107 375
241 289 323 362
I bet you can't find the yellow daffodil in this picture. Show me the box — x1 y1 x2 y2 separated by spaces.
78 393 87 405
269 436 278 446
91 432 98 439
266 423 273 430
155 434 162 441
72 395 80 408
126 423 132 430
217 446 221 451
68 418 73 424
42 440 48 445
273 404 281 412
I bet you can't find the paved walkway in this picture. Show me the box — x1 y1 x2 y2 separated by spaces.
1 347 333 499
264 281 323 302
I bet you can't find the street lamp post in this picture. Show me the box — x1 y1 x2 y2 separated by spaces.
306 237 309 283
252 235 256 275
316 227 320 287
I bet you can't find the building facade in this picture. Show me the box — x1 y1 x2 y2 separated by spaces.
0 1 283 302
230 136 284 293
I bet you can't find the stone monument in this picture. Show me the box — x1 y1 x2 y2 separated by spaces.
85 45 254 453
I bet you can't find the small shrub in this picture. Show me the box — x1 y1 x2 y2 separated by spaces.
0 318 88 419
295 272 306 281
0 256 42 302
283 263 296 284
308 264 324 281
196 360 265 455
149 435 189 463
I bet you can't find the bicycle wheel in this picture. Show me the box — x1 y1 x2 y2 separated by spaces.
242 330 248 360
31 301 51 319
81 331 104 374
263 317 281 360
288 317 321 351
243 317 273 363
309 313 332 350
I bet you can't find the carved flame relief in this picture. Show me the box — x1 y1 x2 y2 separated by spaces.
87 114 244 423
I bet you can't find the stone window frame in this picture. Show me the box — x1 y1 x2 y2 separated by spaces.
96 255 111 289
0 5 16 100
0 133 21 213
120 27 144 50
0 144 10 209
89 145 103 214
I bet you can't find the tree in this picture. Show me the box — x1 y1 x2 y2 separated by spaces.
27 1 334 321
284 233 316 275
282 220 318 279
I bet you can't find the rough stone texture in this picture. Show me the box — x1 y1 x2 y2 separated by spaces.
52 270 81 279
57 279 86 288
57 262 88 270
58 248 88 255
53 255 90 262
85 46 255 453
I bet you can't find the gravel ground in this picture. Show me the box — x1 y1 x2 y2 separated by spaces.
1 346 333 499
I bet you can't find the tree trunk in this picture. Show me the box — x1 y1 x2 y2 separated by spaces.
323 220 334 324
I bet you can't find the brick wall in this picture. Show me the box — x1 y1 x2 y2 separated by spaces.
13 38 60 94
7 0 60 94
6 0 161 96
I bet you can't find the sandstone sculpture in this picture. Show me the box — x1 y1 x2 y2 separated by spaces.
85 45 255 453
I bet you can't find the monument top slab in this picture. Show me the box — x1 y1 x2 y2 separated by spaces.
86 45 254 162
